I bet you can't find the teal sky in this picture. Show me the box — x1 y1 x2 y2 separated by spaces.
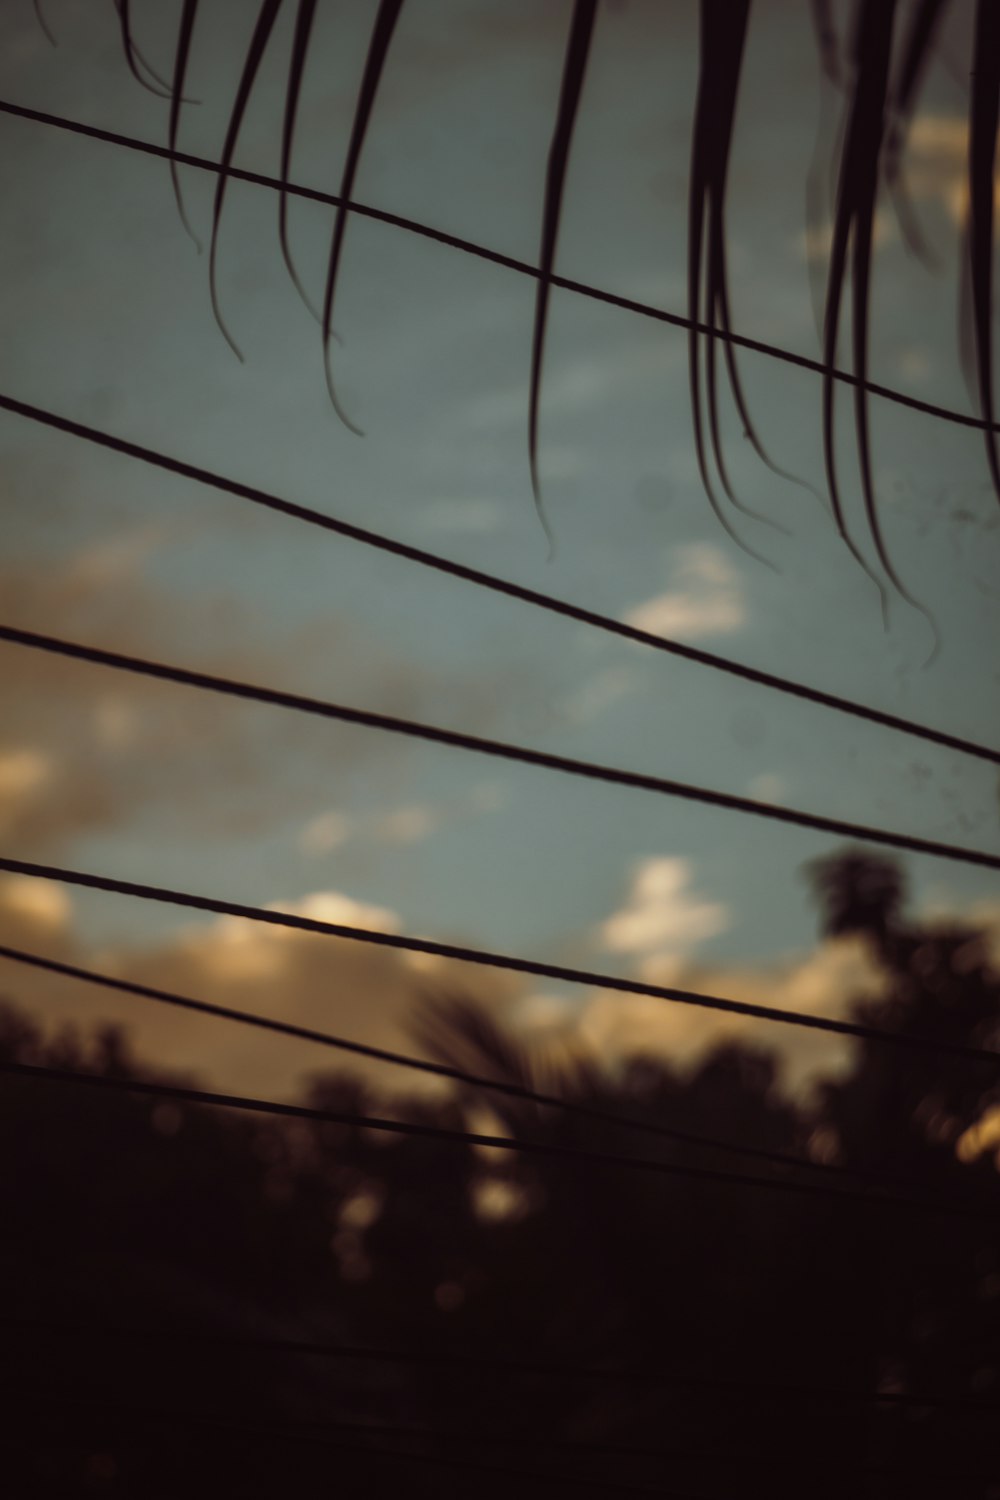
0 0 997 1099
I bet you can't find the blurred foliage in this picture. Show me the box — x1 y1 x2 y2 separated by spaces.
2 851 1000 1496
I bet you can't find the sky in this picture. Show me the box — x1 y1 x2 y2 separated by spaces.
0 0 998 1107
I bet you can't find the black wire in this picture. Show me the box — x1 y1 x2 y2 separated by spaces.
2 1057 996 1218
8 1314 998 1413
0 939 891 1185
0 390 995 770
1 97 997 443
3 854 1000 1069
2 624 998 872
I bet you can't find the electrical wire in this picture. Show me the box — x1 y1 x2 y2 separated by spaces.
0 939 890 1184
2 1057 996 1219
0 388 995 769
1 97 997 444
2 939 991 1203
2 624 997 873
3 854 999 1069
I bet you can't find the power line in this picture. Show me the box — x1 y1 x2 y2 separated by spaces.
3 624 998 873
9 1314 998 1413
3 1056 996 1219
1 391 995 770
2 97 997 445
4 854 1000 1070
1 940 983 1202
0 939 879 1183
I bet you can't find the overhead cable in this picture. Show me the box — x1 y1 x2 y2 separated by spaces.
2 625 997 873
3 855 1000 1069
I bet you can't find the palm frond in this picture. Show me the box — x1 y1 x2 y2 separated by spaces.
713 231 826 515
884 0 948 266
97 0 992 588
688 0 774 566
967 0 1000 501
32 0 57 49
809 0 841 87
168 0 202 251
278 0 321 320
113 0 175 100
208 0 286 363
410 992 539 1095
528 0 597 548
321 0 406 437
822 0 900 623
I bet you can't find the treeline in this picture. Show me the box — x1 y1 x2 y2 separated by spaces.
2 852 999 1498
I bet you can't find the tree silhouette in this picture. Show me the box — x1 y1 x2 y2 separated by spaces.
2 849 998 1497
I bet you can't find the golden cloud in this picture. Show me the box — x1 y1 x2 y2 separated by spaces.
623 544 745 640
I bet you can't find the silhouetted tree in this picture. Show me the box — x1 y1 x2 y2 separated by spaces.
3 850 998 1497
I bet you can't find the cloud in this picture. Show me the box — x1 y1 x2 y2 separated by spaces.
299 810 354 855
970 901 1000 972
0 860 915 1113
0 748 54 833
267 889 400 933
748 773 785 804
558 666 636 726
797 210 892 265
92 696 141 754
0 872 519 1103
0 873 73 931
902 114 993 228
0 535 541 858
419 498 504 535
0 544 359 853
299 789 498 859
372 804 437 845
623 544 745 640
63 525 166 590
467 781 505 815
577 933 889 1096
797 114 993 269
598 856 729 959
